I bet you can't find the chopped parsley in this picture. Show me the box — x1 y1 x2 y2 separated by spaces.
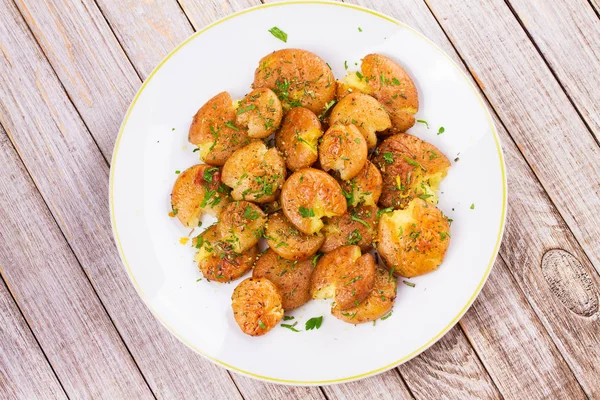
470 203 475 210
381 311 393 320
312 252 322 268
224 121 239 131
268 26 288 42
358 27 362 32
283 315 295 321
318 100 337 121
404 156 427 172
437 126 445 135
417 119 429 129
281 322 300 332
344 60 348 70
348 229 362 245
350 214 371 229
243 205 261 220
403 280 415 288
258 320 267 329
356 71 364 80
175 170 180 174
305 316 323 330
299 206 315 218
236 104 256 114
383 152 394 164
377 207 394 218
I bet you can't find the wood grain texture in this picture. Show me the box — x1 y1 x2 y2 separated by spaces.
0 0 243 398
233 376 326 400
178 0 261 31
322 370 413 399
506 0 600 143
0 134 151 396
424 0 600 273
0 269 67 400
592 0 600 15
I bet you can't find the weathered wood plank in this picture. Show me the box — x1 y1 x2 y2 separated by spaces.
461 257 586 399
323 370 413 399
178 0 261 31
424 0 600 272
0 1 243 398
506 0 600 143
590 0 600 17
0 268 67 400
233 376 326 400
0 134 152 397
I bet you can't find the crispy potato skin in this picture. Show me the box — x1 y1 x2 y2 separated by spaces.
340 160 382 208
193 226 257 282
221 141 286 203
253 49 336 114
217 201 267 253
332 267 396 323
188 92 250 165
281 168 347 235
253 250 314 310
321 205 378 253
171 164 230 228
311 246 376 311
265 211 324 260
275 107 323 171
372 133 450 209
235 88 283 139
232 277 284 336
329 93 391 148
319 124 368 180
377 198 450 277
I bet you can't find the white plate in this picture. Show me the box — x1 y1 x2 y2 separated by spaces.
110 1 507 385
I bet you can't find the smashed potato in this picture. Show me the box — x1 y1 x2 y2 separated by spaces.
329 92 391 148
188 91 250 165
253 49 336 114
221 141 286 203
319 124 368 180
337 54 418 132
377 198 450 277
332 267 396 324
217 201 267 253
193 226 257 282
235 88 283 139
275 107 323 171
281 168 347 235
232 277 284 336
372 133 450 209
253 249 314 310
311 245 376 310
171 164 230 228
265 211 324 261
321 206 378 253
340 160 383 208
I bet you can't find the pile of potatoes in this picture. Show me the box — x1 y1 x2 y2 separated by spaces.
171 49 452 336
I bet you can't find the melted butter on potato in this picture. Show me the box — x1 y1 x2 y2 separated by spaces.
235 88 283 139
321 205 378 253
377 198 451 277
232 277 284 336
319 124 368 180
275 107 323 171
265 211 324 260
221 141 286 203
217 201 267 253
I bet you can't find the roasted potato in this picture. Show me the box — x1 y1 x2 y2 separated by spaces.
265 211 324 260
337 54 418 132
377 198 450 277
329 92 391 148
372 133 450 209
253 249 314 310
232 277 284 336
235 88 283 139
193 226 257 282
319 124 368 180
281 168 347 235
311 245 376 310
321 206 378 253
221 141 286 203
275 107 323 171
253 49 336 114
188 91 250 165
217 201 267 253
332 267 396 324
340 160 383 208
170 164 230 228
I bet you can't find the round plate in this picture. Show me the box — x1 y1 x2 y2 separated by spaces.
110 1 506 385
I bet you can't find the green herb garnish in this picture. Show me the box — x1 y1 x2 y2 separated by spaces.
437 126 445 135
299 206 315 218
383 152 394 164
268 26 288 42
305 316 323 330
403 280 415 288
381 311 393 320
417 119 429 128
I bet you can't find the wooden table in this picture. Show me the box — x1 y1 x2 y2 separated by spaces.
1 0 599 398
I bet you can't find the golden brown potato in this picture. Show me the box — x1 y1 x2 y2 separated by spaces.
265 211 324 260
188 91 251 165
235 88 283 139
231 277 284 336
217 201 267 253
275 107 323 171
372 133 450 209
193 226 257 282
170 164 230 228
253 49 336 114
221 141 286 203
253 249 314 310
281 168 347 235
329 92 391 148
377 198 450 277
319 124 368 180
311 245 376 310
321 206 378 253
332 267 396 323
337 54 418 132
340 160 383 208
